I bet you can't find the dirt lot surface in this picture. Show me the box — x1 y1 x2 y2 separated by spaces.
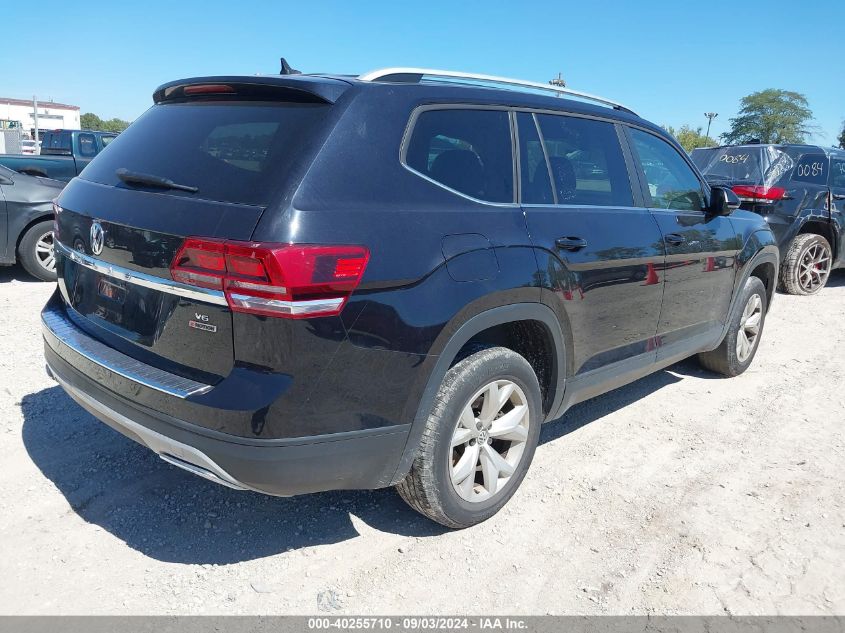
1 264 843 615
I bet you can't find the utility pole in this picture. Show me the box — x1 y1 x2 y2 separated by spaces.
704 112 718 139
549 72 566 95
32 96 39 143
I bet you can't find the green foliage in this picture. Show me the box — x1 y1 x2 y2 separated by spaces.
663 124 717 153
838 121 845 149
722 89 814 145
80 112 131 133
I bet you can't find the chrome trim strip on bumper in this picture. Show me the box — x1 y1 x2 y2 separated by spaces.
42 304 213 399
55 241 228 306
47 363 247 491
227 293 344 316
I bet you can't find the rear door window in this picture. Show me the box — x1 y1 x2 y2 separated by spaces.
78 133 97 157
516 112 553 204
80 102 330 206
535 113 633 207
628 128 705 211
405 108 514 203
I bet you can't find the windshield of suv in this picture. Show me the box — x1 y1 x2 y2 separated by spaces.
81 101 330 206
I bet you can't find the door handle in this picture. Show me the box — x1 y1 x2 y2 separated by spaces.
555 237 588 251
664 233 686 246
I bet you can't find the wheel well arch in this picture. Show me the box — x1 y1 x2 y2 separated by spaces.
453 319 557 415
748 259 776 306
798 220 837 260
388 303 566 485
15 214 54 254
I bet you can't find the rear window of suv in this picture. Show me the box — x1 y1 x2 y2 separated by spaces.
697 146 795 186
81 102 329 206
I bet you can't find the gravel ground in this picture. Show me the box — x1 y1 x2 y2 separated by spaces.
1 264 843 615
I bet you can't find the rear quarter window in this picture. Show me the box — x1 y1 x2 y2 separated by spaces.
404 108 514 203
790 154 828 186
831 158 845 189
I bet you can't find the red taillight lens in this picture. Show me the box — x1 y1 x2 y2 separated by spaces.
170 239 369 319
731 185 786 201
52 201 62 240
170 238 226 289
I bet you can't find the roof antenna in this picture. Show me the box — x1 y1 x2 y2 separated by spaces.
280 58 301 75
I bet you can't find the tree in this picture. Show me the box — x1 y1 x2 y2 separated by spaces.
80 112 131 133
663 124 717 153
838 121 845 149
722 89 814 145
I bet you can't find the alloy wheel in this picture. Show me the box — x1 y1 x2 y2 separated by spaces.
35 231 55 273
736 293 763 363
798 243 831 293
449 379 530 503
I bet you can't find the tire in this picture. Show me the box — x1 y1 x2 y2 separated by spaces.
396 347 542 528
18 221 57 282
780 233 832 296
697 276 767 377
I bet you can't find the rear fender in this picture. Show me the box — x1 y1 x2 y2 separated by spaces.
387 302 565 485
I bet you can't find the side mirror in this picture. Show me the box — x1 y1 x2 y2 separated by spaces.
708 186 740 216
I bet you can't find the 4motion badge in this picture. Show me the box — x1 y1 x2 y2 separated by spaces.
189 313 217 333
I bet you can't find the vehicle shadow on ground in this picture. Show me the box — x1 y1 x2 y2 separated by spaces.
0 264 41 283
21 360 693 564
824 269 845 288
540 362 687 444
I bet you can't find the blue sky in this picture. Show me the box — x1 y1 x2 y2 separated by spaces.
4 0 844 144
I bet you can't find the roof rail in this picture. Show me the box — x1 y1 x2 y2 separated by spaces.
358 67 637 115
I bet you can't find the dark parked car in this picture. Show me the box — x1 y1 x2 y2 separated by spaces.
0 164 64 280
0 129 117 183
691 144 845 295
42 68 778 528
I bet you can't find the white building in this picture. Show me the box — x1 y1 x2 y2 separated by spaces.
0 97 81 138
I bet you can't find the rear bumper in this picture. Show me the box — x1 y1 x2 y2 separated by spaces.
42 311 411 497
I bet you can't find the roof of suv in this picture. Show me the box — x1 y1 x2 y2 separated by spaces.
152 70 658 133
696 143 845 158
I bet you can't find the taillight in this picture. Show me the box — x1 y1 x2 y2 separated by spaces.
170 238 369 319
731 185 787 201
52 201 62 239
183 84 236 95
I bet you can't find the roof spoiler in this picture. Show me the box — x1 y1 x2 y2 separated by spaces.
152 75 348 105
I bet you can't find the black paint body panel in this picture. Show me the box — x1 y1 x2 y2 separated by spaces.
44 74 778 494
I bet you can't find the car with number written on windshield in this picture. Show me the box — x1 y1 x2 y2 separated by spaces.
42 65 778 528
691 144 845 295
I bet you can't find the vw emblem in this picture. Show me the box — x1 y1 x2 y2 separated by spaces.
90 222 105 256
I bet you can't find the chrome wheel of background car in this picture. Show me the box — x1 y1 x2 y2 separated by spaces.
449 379 530 503
798 243 831 293
736 293 763 363
35 231 55 273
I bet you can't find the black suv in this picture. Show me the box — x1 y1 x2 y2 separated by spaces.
42 68 778 528
692 144 845 295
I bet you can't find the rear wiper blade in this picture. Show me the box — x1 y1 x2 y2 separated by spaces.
116 168 198 193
